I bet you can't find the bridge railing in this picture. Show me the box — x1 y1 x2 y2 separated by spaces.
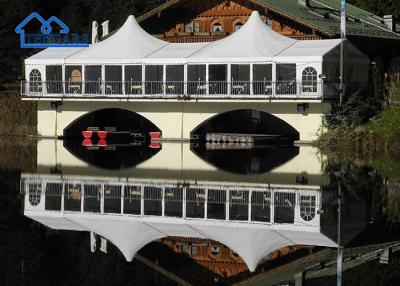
21 80 324 100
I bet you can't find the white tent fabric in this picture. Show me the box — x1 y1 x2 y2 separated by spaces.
64 215 166 261
25 47 83 64
190 11 296 61
190 224 294 272
26 11 350 65
66 15 169 63
26 213 86 231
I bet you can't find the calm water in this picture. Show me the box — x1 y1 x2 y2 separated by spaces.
1 138 400 286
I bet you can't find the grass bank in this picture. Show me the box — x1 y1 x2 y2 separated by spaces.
0 94 36 135
317 106 400 180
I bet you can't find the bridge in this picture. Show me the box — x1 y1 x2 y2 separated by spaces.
21 12 369 142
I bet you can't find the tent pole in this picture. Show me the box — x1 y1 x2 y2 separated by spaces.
339 0 346 106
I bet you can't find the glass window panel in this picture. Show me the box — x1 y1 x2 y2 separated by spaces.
125 65 142 95
45 183 63 211
143 186 162 216
231 64 250 95
145 65 163 94
276 64 296 95
124 185 141 214
166 65 184 95
84 65 102 94
186 188 205 218
164 187 183 217
187 65 207 95
104 185 122 214
105 66 122 94
209 64 227 94
65 66 82 94
207 189 226 220
46 66 63 94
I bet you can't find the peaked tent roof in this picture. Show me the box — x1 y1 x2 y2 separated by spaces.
66 15 169 63
50 213 337 272
190 11 296 60
64 215 166 262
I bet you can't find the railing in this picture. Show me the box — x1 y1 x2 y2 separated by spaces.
21 175 321 224
21 80 324 100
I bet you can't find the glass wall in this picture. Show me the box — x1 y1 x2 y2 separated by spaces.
46 65 62 93
276 64 296 95
84 66 101 94
253 64 272 95
231 64 250 95
166 65 184 95
187 65 206 95
145 65 163 94
105 65 122 94
209 64 227 94
125 65 142 95
65 65 82 94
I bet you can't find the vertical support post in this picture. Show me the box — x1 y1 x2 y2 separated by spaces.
102 64 106 96
142 64 146 97
270 189 275 223
248 190 252 222
62 65 66 96
205 188 208 219
163 65 167 96
140 185 144 216
337 181 343 286
82 65 85 96
122 65 126 96
161 186 165 217
61 182 65 212
206 64 209 96
183 186 187 219
272 62 277 98
100 183 104 214
339 0 346 106
250 64 254 96
81 183 84 213
184 64 188 97
227 63 231 98
225 190 230 221
121 184 124 215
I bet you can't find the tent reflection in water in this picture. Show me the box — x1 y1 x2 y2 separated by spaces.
24 174 364 273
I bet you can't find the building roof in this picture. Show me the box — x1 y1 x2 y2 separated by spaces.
31 212 337 272
30 12 356 64
137 0 400 41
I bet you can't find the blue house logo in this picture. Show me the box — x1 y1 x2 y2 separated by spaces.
15 12 89 48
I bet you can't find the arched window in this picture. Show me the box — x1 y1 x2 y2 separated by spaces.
300 195 316 221
302 67 318 93
28 183 42 206
29 69 42 92
213 23 223 33
234 22 243 31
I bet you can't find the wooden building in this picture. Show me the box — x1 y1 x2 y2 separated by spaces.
136 0 400 70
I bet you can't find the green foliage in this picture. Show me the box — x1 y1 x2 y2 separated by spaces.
387 79 400 102
325 87 381 129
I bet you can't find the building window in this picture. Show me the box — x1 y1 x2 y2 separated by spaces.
302 67 318 93
29 69 42 92
213 23 223 32
300 195 316 221
185 20 200 33
210 245 221 257
234 22 243 31
28 183 42 206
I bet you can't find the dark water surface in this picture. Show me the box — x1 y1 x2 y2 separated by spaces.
1 138 400 286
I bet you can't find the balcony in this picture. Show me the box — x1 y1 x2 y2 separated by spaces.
21 80 327 100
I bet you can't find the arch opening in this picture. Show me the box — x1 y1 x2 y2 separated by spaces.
63 108 162 170
191 109 300 174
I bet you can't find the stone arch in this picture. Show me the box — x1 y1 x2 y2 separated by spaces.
63 108 162 170
191 109 300 141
